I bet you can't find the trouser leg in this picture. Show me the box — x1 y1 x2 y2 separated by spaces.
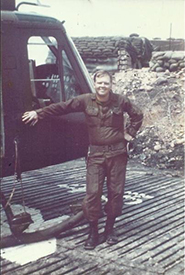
105 153 127 218
82 156 106 222
82 156 106 249
104 153 127 244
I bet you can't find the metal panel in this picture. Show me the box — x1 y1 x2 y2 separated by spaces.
1 159 184 274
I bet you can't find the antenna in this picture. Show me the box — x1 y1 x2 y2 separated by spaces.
16 1 50 10
169 23 172 50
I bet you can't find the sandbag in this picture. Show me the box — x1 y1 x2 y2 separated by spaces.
171 51 185 60
150 51 185 72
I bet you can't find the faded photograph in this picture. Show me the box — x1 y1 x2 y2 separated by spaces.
1 0 184 274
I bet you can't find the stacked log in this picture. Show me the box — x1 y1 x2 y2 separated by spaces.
149 51 185 72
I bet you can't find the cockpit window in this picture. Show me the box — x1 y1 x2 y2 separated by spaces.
27 36 82 108
27 36 61 107
62 51 82 100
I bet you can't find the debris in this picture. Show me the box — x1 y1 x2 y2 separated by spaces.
113 68 184 171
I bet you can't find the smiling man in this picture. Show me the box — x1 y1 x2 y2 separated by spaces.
22 70 143 250
94 72 111 101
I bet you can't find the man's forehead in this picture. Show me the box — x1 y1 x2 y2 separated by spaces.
95 74 111 81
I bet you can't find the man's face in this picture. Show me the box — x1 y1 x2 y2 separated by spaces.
94 74 112 99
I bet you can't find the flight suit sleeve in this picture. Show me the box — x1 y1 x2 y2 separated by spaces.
123 96 143 138
36 96 85 120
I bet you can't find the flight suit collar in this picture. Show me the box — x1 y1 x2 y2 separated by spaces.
91 91 117 105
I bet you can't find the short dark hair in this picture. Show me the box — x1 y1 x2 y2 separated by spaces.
129 33 139 37
93 70 112 83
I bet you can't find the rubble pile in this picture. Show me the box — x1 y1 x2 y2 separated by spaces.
113 68 184 172
150 51 185 72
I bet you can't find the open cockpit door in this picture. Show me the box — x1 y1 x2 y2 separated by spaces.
2 10 93 176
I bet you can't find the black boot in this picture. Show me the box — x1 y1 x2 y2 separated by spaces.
84 221 99 250
104 217 118 245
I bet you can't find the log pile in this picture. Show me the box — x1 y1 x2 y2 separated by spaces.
149 51 185 72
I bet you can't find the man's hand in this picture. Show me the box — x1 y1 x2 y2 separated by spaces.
22 111 38 126
124 132 134 155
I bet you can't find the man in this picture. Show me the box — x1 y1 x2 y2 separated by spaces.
22 70 143 250
129 33 154 68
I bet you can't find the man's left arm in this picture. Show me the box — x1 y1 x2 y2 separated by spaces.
123 97 144 140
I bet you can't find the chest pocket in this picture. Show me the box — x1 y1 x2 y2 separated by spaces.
85 106 99 127
111 107 123 128
86 107 99 116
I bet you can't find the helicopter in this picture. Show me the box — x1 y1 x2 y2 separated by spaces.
1 0 94 243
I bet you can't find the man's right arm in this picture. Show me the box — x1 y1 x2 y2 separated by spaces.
22 96 84 126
